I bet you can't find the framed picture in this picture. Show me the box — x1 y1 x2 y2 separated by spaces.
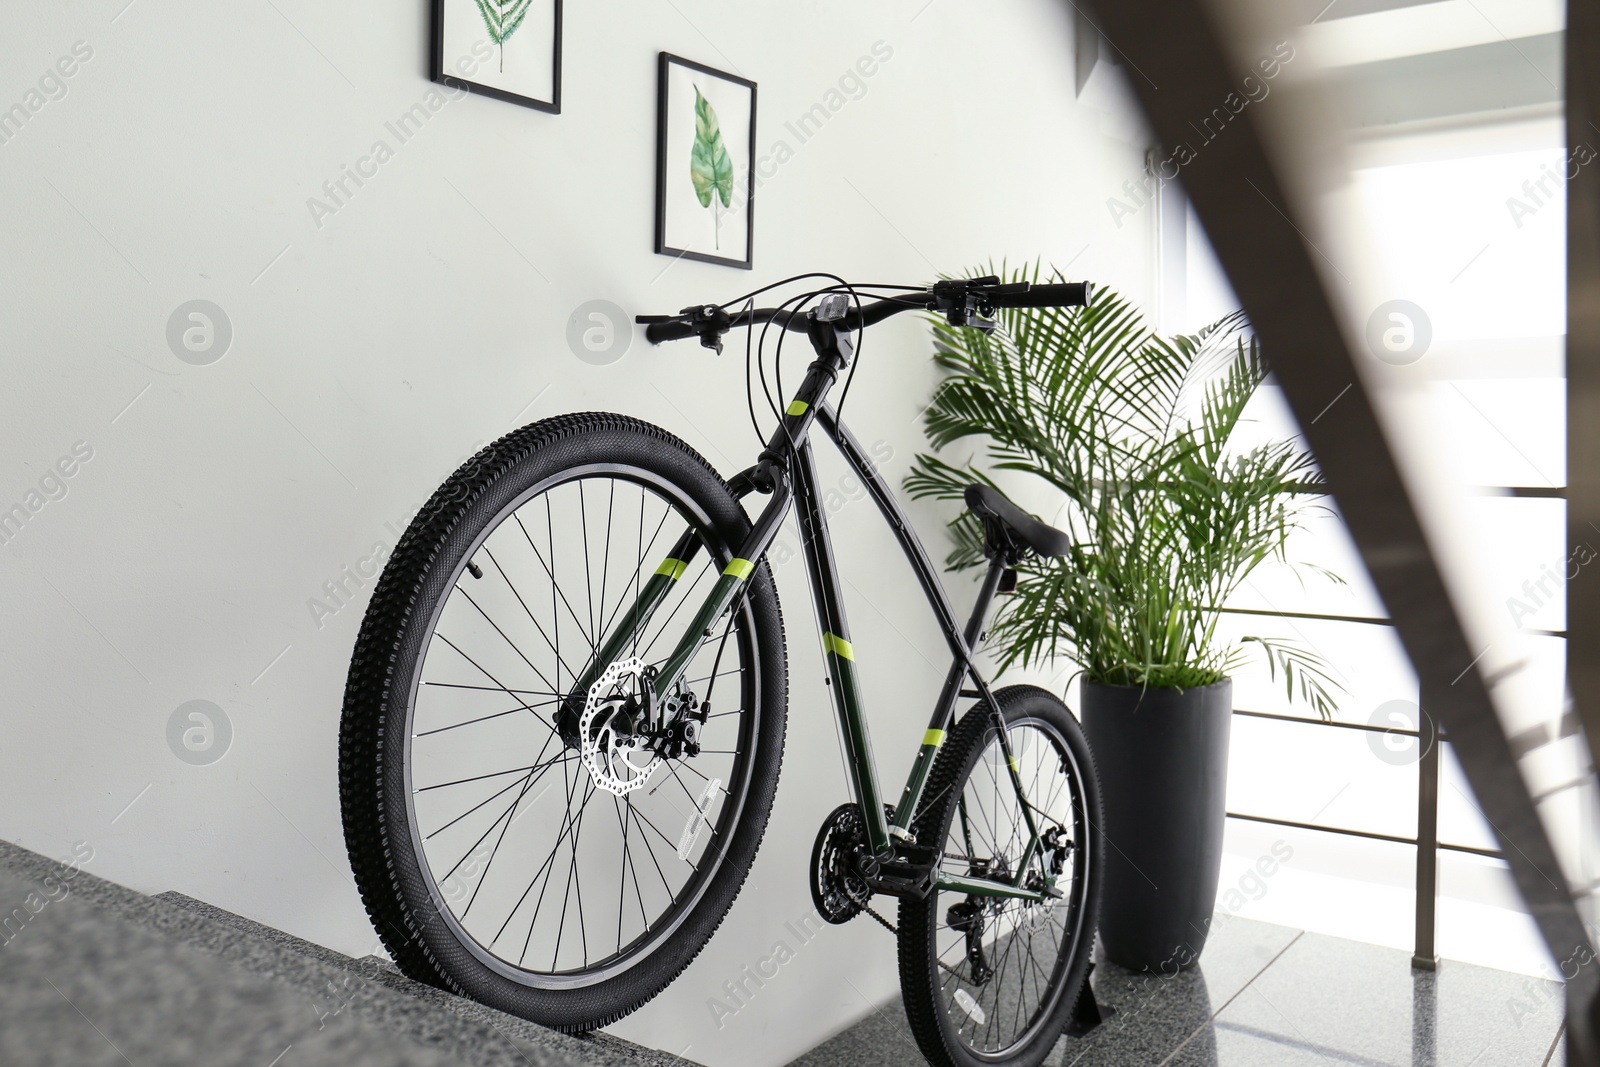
432 0 562 114
655 53 756 270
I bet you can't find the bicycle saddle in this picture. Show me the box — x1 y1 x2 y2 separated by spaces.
964 484 1071 558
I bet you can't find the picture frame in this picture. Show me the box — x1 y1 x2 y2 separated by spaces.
431 0 562 114
654 52 757 270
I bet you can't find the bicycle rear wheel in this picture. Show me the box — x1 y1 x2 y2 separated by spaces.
898 685 1102 1067
339 412 787 1031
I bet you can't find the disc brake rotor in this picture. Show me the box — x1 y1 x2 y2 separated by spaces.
579 657 661 796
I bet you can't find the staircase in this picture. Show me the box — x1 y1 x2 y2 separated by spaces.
0 838 697 1067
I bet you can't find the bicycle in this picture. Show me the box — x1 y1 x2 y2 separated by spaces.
339 274 1105 1067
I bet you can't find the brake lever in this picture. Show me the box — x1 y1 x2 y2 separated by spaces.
931 277 1002 332
681 304 732 355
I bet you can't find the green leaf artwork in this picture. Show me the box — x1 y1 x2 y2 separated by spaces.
471 0 536 73
689 86 735 249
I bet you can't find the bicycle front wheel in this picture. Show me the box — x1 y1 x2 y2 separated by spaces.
898 685 1102 1067
339 413 788 1031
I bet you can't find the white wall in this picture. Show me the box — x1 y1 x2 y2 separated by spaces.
0 3 1154 1064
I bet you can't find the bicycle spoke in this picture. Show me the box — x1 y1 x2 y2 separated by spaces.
423 681 561 697
579 480 597 649
671 758 729 792
553 775 596 969
585 493 676 665
462 754 550 921
415 697 560 739
482 545 581 683
419 761 549 793
626 795 677 897
515 757 584 960
425 743 564 840
453 584 563 694
702 613 737 701
667 760 704 808
628 801 692 864
437 759 551 886
599 481 615 645
613 795 629 954
512 507 595 661
433 633 561 744
427 768 534 841
684 667 744 688
622 803 651 933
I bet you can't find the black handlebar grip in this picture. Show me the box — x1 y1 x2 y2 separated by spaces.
996 282 1093 309
640 317 697 344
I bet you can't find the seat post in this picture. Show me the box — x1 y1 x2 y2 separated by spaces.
963 553 1011 652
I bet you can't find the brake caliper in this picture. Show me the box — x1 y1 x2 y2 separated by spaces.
1042 825 1074 880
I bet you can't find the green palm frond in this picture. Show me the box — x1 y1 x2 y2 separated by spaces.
906 262 1345 718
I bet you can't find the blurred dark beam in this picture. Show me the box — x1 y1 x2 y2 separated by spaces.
1079 0 1597 1057
1568 1 1600 1056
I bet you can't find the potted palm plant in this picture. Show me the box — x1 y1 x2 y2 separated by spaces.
907 265 1342 973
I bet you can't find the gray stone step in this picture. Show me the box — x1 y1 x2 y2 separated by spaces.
0 838 700 1067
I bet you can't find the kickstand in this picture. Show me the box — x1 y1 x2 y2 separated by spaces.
1064 962 1115 1037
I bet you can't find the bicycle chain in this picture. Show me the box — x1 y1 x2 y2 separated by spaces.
820 804 973 981
863 903 896 935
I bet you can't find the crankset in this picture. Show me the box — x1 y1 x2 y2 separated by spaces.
809 803 875 924
809 802 945 924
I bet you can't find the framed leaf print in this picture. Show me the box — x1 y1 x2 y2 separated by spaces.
655 53 756 269
432 0 561 114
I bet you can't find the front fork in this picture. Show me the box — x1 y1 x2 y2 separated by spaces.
573 315 846 709
568 475 792 719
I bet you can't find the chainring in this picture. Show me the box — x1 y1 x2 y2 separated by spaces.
810 802 887 925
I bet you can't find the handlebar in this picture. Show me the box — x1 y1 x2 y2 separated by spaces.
638 317 698 344
993 282 1092 309
637 277 1093 348
639 294 927 345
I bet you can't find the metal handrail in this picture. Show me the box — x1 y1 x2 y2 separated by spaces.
1233 707 1422 736
1224 810 1503 860
1222 705 1486 969
1217 517 1567 970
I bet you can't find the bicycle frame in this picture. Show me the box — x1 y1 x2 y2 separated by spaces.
583 307 1048 903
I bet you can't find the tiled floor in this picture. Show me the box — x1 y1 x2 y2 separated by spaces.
786 913 1566 1067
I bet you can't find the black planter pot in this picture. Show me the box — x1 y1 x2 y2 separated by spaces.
1081 679 1232 973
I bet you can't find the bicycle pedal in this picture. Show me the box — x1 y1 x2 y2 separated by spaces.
862 841 939 900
